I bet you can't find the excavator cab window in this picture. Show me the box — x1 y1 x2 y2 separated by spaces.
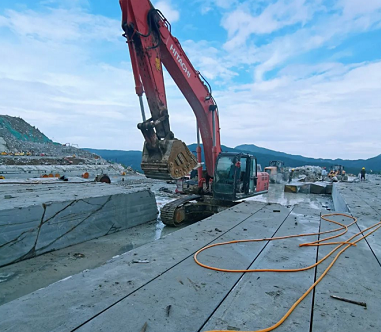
249 157 257 193
213 155 236 195
236 156 257 198
213 153 257 201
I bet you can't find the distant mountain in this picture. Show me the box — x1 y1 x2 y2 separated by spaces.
3 115 378 173
235 144 308 161
84 148 143 170
234 144 381 174
88 144 381 175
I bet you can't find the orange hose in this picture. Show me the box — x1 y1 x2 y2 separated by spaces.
194 213 381 332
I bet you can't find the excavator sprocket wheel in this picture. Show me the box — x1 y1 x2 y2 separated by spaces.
160 195 201 226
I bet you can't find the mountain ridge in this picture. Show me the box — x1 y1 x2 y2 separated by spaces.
86 144 381 175
2 115 378 173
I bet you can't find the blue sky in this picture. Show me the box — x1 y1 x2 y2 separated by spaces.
0 0 380 159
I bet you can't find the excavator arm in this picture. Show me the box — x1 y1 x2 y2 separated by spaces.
120 0 221 180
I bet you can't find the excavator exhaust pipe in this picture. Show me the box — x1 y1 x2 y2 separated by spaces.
141 139 198 180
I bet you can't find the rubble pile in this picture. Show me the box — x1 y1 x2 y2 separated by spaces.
0 115 51 147
290 166 323 182
0 115 98 160
0 155 105 166
0 163 126 175
285 165 353 195
0 115 110 167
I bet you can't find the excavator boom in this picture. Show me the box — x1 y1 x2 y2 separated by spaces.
120 0 221 180
120 0 270 226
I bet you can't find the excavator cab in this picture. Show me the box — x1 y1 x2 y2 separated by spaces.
213 152 258 201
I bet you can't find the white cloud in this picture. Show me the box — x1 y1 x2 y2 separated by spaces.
181 40 237 81
39 0 90 8
219 0 381 81
338 0 381 19
195 0 239 14
0 8 119 42
0 6 142 149
0 0 380 161
222 0 321 51
158 59 381 159
153 1 180 23
216 60 381 159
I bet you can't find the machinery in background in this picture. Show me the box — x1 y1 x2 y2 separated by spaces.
328 165 348 181
264 160 287 183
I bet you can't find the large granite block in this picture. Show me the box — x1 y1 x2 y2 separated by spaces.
0 205 44 265
310 183 326 194
0 183 157 267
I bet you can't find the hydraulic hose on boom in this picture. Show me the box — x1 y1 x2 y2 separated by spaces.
120 0 269 227
120 0 221 181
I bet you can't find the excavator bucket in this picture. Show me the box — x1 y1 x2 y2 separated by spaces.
141 139 198 180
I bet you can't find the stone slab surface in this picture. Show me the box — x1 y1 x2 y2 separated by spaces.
202 202 321 332
333 178 381 264
332 183 349 213
77 204 292 332
318 177 381 331
0 202 266 332
311 213 381 331
0 183 157 267
1 179 380 332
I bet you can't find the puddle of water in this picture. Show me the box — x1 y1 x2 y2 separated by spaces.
155 220 166 240
154 195 179 240
247 184 334 212
308 201 321 210
247 184 308 206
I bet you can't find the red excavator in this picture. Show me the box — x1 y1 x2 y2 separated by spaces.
120 0 269 225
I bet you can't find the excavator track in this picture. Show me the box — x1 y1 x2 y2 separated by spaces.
160 195 202 226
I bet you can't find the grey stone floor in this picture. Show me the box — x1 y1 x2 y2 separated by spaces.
0 180 380 332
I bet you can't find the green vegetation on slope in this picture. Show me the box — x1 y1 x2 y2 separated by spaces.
0 115 52 143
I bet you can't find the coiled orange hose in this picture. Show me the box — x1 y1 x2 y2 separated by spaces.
194 213 381 332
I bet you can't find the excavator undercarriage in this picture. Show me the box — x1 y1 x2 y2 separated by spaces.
160 195 237 226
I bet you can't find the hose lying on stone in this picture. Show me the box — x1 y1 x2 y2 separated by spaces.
194 213 381 332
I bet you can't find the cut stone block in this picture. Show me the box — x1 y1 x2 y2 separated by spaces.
299 184 311 194
284 184 299 193
310 183 326 194
325 184 333 194
0 183 157 267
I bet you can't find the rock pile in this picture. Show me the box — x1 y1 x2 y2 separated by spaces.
289 166 323 182
0 115 107 166
0 115 97 159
